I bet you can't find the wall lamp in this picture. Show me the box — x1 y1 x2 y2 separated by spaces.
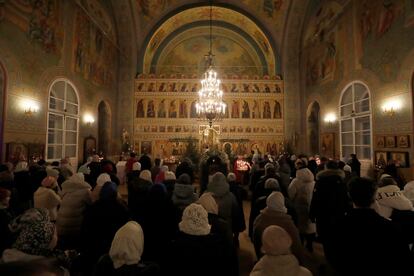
324 113 337 125
382 100 401 116
83 114 95 126
21 99 39 116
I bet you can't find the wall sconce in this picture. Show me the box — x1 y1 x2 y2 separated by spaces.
83 114 95 126
21 99 39 116
324 113 337 125
382 100 401 116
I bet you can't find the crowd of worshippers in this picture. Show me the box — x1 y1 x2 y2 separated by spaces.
0 152 414 276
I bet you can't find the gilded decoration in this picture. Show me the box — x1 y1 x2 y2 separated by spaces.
133 74 284 157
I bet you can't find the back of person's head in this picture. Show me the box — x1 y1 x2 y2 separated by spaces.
99 181 118 201
132 162 141 172
164 171 176 182
179 203 211 236
350 153 357 159
154 158 161 166
130 152 137 158
177 173 191 185
227 172 236 183
349 177 377 208
338 161 346 170
110 221 144 269
197 192 218 215
51 161 60 167
378 176 397 188
264 178 280 191
264 163 275 175
261 225 292 256
266 191 287 213
343 165 352 174
139 170 152 183
325 160 339 170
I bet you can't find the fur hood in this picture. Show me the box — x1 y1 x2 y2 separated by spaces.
316 169 345 180
375 184 414 218
61 174 91 194
295 168 314 183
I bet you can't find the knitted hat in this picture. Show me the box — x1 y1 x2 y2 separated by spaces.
46 167 59 179
132 162 141 171
161 165 169 172
41 176 56 188
264 178 280 190
179 203 211 236
266 191 287 213
165 171 176 181
343 165 352 173
100 181 117 201
110 221 144 269
96 173 111 187
197 192 218 215
261 225 292 256
227 172 236 183
139 170 152 183
177 173 191 185
10 208 55 256
207 172 229 196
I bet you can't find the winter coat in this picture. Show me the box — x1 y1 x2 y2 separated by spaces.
34 187 61 221
171 184 198 209
253 208 304 263
0 208 14 255
208 180 241 233
250 255 312 276
279 163 292 195
375 184 413 218
128 178 152 223
56 177 91 237
288 168 316 234
94 254 160 276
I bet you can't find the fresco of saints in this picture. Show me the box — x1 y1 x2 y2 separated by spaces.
147 100 155 117
147 83 155 92
242 100 250 118
158 82 166 92
136 99 144 118
252 100 260 119
264 84 271 93
180 83 188 92
231 83 239 92
274 84 281 93
253 84 260 93
243 83 250 92
169 100 177 118
191 83 198 92
190 101 197 118
273 100 282 119
158 99 166 118
263 101 271 119
179 100 188 118
231 100 240 118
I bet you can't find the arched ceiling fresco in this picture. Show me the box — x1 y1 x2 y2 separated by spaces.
140 6 278 76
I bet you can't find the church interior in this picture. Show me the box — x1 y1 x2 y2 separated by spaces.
1 0 414 275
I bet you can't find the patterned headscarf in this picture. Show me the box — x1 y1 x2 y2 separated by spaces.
9 208 55 256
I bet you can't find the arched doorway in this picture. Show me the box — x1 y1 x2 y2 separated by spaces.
0 62 6 162
307 101 320 155
98 101 111 157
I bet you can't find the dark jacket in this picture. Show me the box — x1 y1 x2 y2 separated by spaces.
0 208 14 255
94 254 160 276
128 178 152 223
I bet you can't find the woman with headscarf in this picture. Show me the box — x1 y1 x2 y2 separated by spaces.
168 203 233 276
1 208 69 269
250 225 312 276
91 173 112 202
94 221 160 275
34 176 62 222
172 173 198 220
56 173 92 249
128 170 153 223
253 192 305 264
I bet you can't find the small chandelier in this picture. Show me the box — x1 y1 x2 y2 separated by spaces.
196 1 226 127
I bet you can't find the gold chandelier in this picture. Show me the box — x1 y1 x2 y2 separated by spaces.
196 1 226 127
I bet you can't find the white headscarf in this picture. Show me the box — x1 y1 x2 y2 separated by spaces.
109 221 144 269
266 192 287 213
179 203 211 236
96 173 111 187
197 192 218 215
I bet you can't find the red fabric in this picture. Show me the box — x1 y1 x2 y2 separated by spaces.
125 158 136 174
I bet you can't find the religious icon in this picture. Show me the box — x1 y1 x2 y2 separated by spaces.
158 82 166 92
253 84 260 93
237 126 243 133
375 151 387 169
231 100 240 118
191 83 198 92
376 136 385 148
147 100 155 118
274 84 281 93
252 100 260 119
242 100 250 118
273 100 282 119
169 82 177 92
243 83 250 92
224 102 229 118
147 83 155 92
231 83 239 92
180 83 188 92
263 101 271 118
136 99 144 117
159 126 166 132
167 126 174 132
169 100 177 118
190 101 197 118
179 100 188 118
158 99 166 118
397 135 410 148
385 136 396 148
137 82 145 92
246 126 251 133
264 84 271 93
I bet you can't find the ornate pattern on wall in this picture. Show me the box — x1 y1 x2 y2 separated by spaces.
72 6 117 87
133 74 284 157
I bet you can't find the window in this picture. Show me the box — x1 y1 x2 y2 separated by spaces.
339 82 372 160
46 79 79 161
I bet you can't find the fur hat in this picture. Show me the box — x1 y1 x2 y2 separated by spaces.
96 173 111 187
110 221 144 269
227 173 236 183
264 178 280 190
132 162 141 171
266 191 287 213
179 203 211 236
343 165 352 173
261 225 292 256
197 192 218 215
139 170 152 183
165 171 176 181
